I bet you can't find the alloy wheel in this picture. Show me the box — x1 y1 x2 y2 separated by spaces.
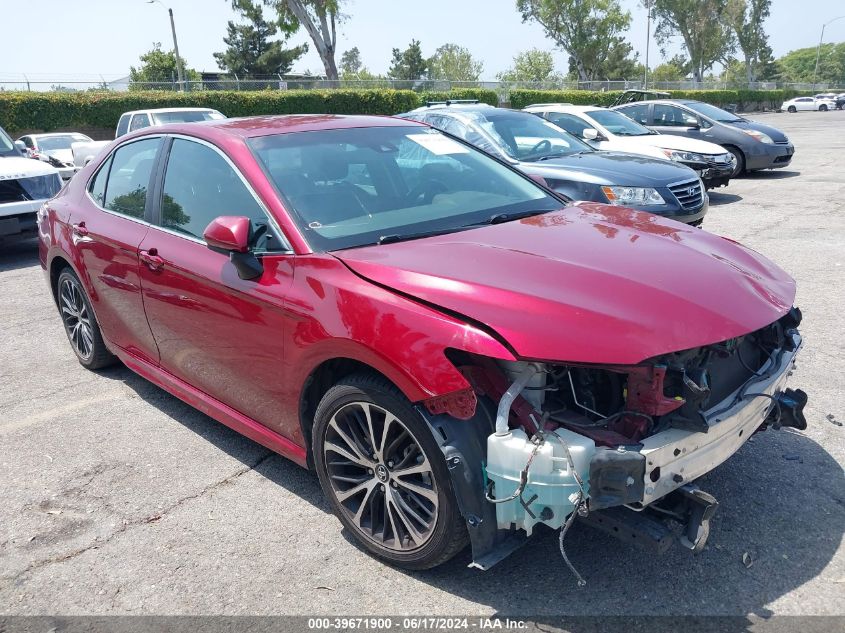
322 401 439 552
59 277 94 361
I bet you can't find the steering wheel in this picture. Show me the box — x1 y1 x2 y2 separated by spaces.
527 139 551 156
404 179 448 206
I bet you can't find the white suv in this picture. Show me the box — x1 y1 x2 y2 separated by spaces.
1 126 62 240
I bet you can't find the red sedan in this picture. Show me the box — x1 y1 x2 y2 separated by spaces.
38 115 806 574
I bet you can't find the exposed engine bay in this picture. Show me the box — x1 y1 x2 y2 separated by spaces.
425 308 807 580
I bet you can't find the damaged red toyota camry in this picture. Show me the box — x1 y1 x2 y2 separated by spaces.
38 115 807 576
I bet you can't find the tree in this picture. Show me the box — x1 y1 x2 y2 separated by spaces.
253 0 343 80
497 49 565 83
723 0 771 83
586 37 643 80
427 44 484 81
215 0 307 77
775 42 845 83
388 40 428 80
340 47 362 75
650 54 690 82
650 0 736 82
516 0 632 82
129 43 200 90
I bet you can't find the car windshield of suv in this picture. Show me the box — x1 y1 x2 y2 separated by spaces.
36 134 90 151
469 111 593 161
152 111 225 125
249 126 562 251
586 109 654 136
683 102 743 124
0 127 16 157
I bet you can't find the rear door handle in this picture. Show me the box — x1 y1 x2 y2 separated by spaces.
139 249 165 272
71 222 88 237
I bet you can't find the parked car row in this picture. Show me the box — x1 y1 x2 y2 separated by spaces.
36 111 807 578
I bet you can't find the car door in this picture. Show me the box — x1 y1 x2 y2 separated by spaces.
650 104 702 139
136 135 297 439
70 137 162 364
800 98 815 111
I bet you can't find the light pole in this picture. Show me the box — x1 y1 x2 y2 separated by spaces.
147 0 185 91
813 15 845 92
643 0 653 89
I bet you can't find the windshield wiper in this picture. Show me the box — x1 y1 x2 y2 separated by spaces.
377 227 471 245
527 151 577 162
482 209 557 224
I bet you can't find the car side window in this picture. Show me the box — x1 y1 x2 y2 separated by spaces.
160 138 271 245
547 113 589 137
88 154 113 206
101 138 161 219
617 104 649 125
129 114 151 132
116 114 130 138
653 105 698 127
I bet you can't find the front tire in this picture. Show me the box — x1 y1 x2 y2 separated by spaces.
726 146 745 178
313 373 468 570
787 106 796 113
819 104 828 112
56 268 116 370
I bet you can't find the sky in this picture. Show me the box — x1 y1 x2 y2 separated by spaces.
1 0 844 86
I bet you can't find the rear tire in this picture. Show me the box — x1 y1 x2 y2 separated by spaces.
726 146 745 178
819 104 828 112
312 373 468 570
787 106 796 113
56 268 117 370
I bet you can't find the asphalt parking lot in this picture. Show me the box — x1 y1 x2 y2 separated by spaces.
1 111 843 619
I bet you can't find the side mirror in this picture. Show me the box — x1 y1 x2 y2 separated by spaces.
203 215 263 280
14 140 27 156
582 128 599 141
686 120 701 130
528 173 548 187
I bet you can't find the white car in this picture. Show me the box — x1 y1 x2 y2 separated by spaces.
781 96 836 112
71 107 227 172
17 132 92 180
523 103 735 189
1 126 63 240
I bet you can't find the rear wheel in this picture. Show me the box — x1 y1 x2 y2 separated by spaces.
56 268 116 370
787 106 796 113
726 146 745 178
313 373 467 570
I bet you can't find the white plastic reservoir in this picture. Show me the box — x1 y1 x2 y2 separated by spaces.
486 428 596 535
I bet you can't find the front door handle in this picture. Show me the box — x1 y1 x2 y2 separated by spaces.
71 222 88 237
139 248 165 272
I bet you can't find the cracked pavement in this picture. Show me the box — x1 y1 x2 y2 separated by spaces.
0 112 843 617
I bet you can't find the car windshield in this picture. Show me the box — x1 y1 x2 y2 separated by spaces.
470 110 593 161
586 109 653 136
683 102 743 123
36 135 90 151
151 110 225 125
0 127 15 156
249 126 561 251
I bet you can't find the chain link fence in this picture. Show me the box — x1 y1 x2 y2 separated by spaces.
1 75 842 94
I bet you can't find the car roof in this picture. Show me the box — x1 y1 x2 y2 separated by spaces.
121 114 427 142
405 103 496 114
29 132 89 138
523 104 601 114
122 107 222 116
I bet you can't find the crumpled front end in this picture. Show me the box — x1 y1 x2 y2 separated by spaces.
428 308 806 573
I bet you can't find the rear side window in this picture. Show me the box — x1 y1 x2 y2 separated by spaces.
546 113 589 137
617 104 650 125
160 138 267 241
129 114 151 132
101 138 161 219
88 154 113 206
116 114 130 138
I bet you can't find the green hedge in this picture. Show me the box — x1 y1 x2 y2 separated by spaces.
416 88 499 107
0 89 431 135
508 88 808 111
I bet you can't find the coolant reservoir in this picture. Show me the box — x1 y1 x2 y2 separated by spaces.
486 428 595 535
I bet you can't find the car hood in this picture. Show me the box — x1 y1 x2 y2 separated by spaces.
334 202 795 365
519 151 697 186
624 134 727 155
725 119 790 144
0 156 60 178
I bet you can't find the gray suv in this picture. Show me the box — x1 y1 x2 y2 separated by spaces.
613 100 794 177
